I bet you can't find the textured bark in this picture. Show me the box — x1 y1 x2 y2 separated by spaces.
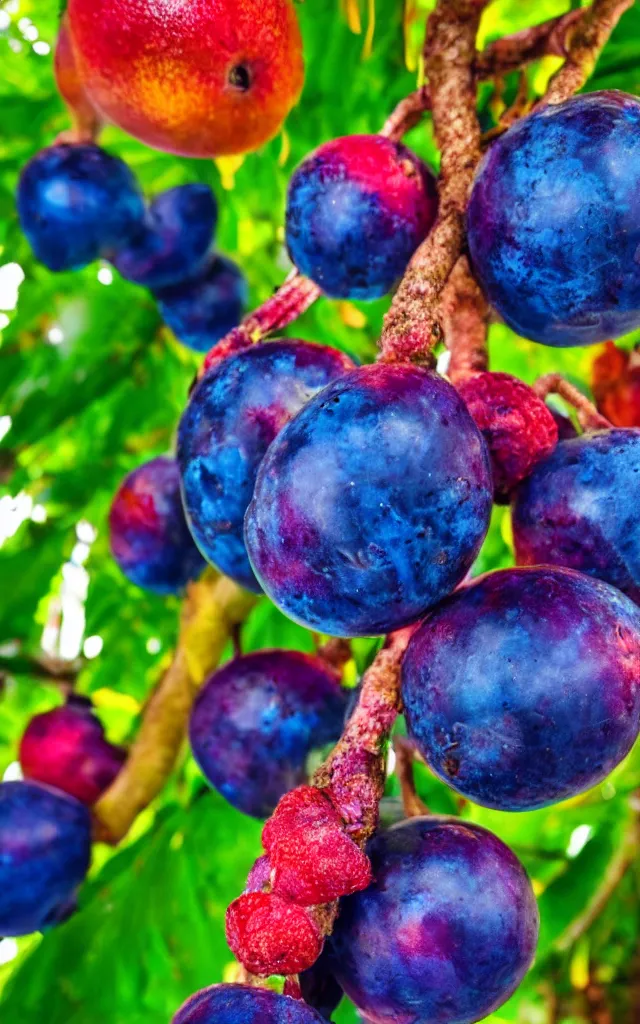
439 255 489 381
474 8 585 78
535 374 611 432
543 0 634 106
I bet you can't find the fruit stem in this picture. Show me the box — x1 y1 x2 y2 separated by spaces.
534 373 612 432
542 0 634 106
313 627 414 843
93 572 257 844
393 736 430 819
379 86 432 142
439 255 489 381
200 270 321 376
473 8 585 79
379 0 489 365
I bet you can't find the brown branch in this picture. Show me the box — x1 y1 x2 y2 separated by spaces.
439 255 489 381
543 0 635 106
474 8 585 78
93 573 257 843
379 0 489 364
393 736 430 818
379 86 432 142
534 374 611 432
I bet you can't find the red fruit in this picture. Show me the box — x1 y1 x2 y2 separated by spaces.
19 696 126 806
456 371 558 502
262 786 341 851
226 891 322 976
67 0 305 158
245 854 272 894
54 16 100 139
592 341 640 427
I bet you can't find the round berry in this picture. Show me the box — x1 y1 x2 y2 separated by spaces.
20 695 126 806
17 144 145 271
245 364 492 637
300 949 344 1022
189 651 348 818
67 0 304 157
512 428 640 603
467 92 640 346
109 455 205 595
226 891 322 976
328 817 539 1024
456 371 558 501
172 984 326 1024
0 780 92 936
286 135 438 299
155 256 248 353
177 340 355 589
402 566 640 810
113 184 217 290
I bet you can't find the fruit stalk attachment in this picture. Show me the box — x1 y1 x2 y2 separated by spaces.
534 373 612 432
440 255 489 381
93 572 256 843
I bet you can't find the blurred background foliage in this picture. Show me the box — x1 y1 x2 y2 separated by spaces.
1 0 640 1021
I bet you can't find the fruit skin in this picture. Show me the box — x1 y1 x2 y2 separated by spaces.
456 371 558 502
172 984 326 1024
467 91 640 347
245 364 493 637
592 342 640 426
155 256 248 353
178 340 355 589
402 566 640 811
109 455 205 595
113 185 217 290
327 817 539 1024
548 404 578 440
17 144 145 272
226 890 323 976
286 135 438 300
0 780 92 937
67 0 304 158
300 948 344 1022
20 695 126 806
54 17 99 136
189 651 348 818
512 429 640 603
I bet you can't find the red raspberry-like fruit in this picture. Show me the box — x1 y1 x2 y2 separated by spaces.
245 855 272 894
226 891 322 976
456 371 558 502
262 786 341 851
592 341 640 427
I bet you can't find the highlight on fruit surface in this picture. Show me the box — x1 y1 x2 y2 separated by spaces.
189 651 349 818
109 455 205 595
286 135 438 300
327 817 539 1024
245 363 493 637
177 339 355 588
468 92 640 347
402 566 640 810
67 0 305 157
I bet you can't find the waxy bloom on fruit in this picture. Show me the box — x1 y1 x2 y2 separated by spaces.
67 0 305 157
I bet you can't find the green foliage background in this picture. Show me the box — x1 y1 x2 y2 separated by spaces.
1 1 640 1021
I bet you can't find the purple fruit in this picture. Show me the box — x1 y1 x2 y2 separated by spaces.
17 143 144 271
328 817 539 1024
189 650 348 818
172 984 326 1024
113 184 217 289
402 566 640 810
154 255 248 352
177 340 355 591
109 455 205 595
0 780 92 936
467 92 640 346
300 947 344 1021
286 135 438 299
245 364 493 637
512 428 640 603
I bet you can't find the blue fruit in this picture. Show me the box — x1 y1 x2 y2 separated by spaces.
177 340 355 590
0 780 92 937
172 984 326 1024
328 817 539 1024
245 364 493 637
17 143 145 271
512 428 640 602
402 566 640 811
467 91 640 346
109 455 205 595
189 650 349 818
113 184 217 289
154 255 248 352
286 135 438 300
300 948 344 1021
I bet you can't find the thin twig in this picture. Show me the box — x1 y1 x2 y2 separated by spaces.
393 736 430 818
474 8 585 78
439 255 489 381
379 86 432 142
535 374 611 432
